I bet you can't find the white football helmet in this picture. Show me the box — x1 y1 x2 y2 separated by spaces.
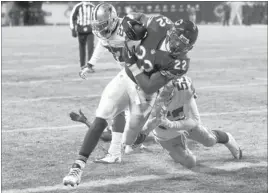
92 3 119 39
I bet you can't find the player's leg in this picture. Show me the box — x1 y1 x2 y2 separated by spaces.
94 111 126 164
156 134 196 169
122 85 158 148
188 125 242 159
78 33 87 68
63 70 129 186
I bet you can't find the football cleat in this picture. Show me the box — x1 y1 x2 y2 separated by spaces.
224 132 242 159
94 153 122 164
63 161 84 187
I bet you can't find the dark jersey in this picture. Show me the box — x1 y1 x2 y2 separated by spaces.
125 15 190 83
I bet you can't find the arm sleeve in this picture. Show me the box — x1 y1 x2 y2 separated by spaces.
87 40 104 65
69 3 81 30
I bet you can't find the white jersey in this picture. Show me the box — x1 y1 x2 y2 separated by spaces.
88 18 140 68
153 76 200 141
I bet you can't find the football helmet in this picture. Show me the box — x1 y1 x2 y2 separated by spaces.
92 3 119 39
166 19 199 57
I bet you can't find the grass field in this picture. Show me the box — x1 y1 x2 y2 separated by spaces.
1 25 267 193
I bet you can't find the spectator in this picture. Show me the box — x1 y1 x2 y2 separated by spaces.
70 1 95 71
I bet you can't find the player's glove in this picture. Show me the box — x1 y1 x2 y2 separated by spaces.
71 29 77 38
79 63 95 79
133 133 148 146
121 16 147 40
70 109 88 123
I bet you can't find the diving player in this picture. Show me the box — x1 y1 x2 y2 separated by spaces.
132 76 242 168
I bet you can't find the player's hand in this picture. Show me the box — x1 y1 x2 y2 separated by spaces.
122 16 146 40
123 41 138 66
69 109 87 123
133 133 147 146
79 63 95 79
72 29 77 38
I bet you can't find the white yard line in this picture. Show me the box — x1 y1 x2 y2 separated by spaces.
2 161 266 193
255 78 267 81
3 82 267 104
2 108 266 133
2 67 263 86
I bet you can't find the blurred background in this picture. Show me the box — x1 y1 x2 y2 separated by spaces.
1 1 267 27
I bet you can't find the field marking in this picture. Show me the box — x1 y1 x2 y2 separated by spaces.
2 67 264 86
2 108 266 133
2 161 266 193
213 161 267 171
3 82 267 104
255 78 267 81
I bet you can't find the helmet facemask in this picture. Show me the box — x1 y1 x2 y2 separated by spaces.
92 3 119 39
165 27 193 58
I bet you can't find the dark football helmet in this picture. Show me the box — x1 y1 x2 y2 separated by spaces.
166 19 199 57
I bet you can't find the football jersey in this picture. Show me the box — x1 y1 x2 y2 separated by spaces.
152 76 196 141
125 15 190 82
89 18 140 67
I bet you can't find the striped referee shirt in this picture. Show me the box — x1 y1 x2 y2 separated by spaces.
70 2 95 30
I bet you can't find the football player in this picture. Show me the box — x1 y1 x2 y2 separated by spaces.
131 76 242 168
63 3 155 186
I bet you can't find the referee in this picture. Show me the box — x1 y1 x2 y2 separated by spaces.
70 1 95 71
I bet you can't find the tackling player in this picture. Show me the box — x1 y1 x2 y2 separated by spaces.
132 76 242 168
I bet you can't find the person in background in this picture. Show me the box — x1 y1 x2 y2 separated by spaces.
223 2 231 26
70 1 95 71
187 5 197 23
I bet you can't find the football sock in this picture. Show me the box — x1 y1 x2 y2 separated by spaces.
108 132 123 156
78 117 108 162
212 130 229 144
